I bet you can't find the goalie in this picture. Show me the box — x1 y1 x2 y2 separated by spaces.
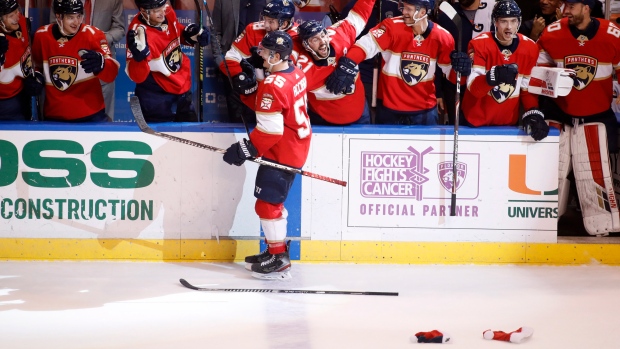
537 0 620 236
460 0 549 142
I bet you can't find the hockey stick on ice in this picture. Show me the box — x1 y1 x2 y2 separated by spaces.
439 1 461 216
193 0 204 122
130 97 347 187
180 278 398 296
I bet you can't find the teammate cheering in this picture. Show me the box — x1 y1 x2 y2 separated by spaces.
126 0 209 122
326 0 454 125
0 0 38 120
31 0 118 122
222 31 310 280
461 0 548 143
219 0 299 123
537 0 620 236
294 0 375 125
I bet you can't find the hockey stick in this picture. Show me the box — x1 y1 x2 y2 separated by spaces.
193 0 204 122
24 0 40 121
439 1 461 216
202 0 251 137
180 278 398 296
130 97 347 187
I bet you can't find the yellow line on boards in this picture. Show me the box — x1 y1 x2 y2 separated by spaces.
1 239 620 265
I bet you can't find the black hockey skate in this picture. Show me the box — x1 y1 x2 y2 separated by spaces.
244 240 290 271
250 252 292 280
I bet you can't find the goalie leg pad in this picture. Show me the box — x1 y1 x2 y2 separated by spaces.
571 121 620 235
550 121 573 217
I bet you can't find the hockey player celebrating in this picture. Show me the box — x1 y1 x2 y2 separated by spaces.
461 0 549 143
126 0 209 122
219 0 298 123
537 0 620 236
31 0 118 122
326 0 455 125
0 0 39 120
222 31 310 280
294 0 375 126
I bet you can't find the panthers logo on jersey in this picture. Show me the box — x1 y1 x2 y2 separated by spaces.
400 52 430 86
490 82 516 103
49 56 78 91
163 39 183 73
20 47 32 78
565 55 597 90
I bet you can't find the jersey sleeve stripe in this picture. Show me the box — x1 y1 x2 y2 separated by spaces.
256 112 284 135
346 10 367 37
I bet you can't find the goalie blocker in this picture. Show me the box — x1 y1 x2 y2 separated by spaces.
528 67 575 98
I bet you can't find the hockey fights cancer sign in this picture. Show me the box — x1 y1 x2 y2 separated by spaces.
347 138 481 228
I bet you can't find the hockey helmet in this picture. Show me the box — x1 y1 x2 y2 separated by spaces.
135 0 168 10
53 0 84 15
0 0 18 17
262 0 296 21
401 0 435 12
492 0 522 21
291 0 310 8
298 20 326 41
259 30 294 60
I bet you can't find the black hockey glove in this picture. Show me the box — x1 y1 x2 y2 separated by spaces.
325 56 358 95
183 24 210 46
450 50 471 77
79 49 105 75
248 46 264 69
23 71 45 96
0 33 8 67
223 138 258 166
486 63 518 86
522 108 549 141
232 59 258 96
127 28 150 62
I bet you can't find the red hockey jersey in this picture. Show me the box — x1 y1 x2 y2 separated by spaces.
294 0 374 124
537 18 620 117
347 19 454 112
126 9 193 94
221 22 299 77
32 23 119 120
0 14 31 99
249 65 311 169
462 33 539 126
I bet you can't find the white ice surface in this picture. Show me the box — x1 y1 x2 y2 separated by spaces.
0 261 619 349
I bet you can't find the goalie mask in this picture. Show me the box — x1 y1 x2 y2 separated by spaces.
298 20 331 60
258 31 293 72
261 0 295 31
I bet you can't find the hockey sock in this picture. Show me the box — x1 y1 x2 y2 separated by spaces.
267 241 287 254
483 327 533 343
412 330 450 343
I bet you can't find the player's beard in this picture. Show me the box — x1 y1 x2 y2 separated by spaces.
566 12 585 27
